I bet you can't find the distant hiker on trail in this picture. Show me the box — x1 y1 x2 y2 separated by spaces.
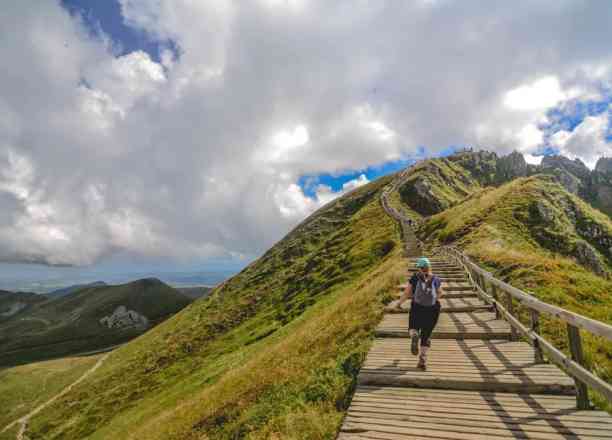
388 257 443 370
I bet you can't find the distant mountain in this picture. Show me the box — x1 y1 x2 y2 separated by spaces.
45 281 108 299
0 290 47 322
396 149 612 219
16 151 612 439
176 286 214 299
0 278 192 366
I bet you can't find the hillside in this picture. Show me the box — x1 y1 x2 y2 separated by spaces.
0 354 104 440
21 175 403 439
176 286 214 300
44 281 108 300
396 154 612 408
0 279 192 366
8 151 612 438
0 290 46 322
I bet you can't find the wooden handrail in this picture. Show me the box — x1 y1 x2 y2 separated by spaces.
445 246 612 340
380 166 612 409
441 245 612 408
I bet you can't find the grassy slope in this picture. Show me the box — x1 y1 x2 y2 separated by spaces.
0 280 192 366
26 176 402 439
397 158 482 215
0 354 103 434
418 174 612 410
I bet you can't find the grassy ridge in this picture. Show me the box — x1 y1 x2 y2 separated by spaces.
417 174 612 410
0 280 192 367
26 176 402 439
0 354 103 435
398 158 482 215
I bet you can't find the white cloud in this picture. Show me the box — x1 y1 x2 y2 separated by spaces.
504 76 566 111
550 113 611 168
1 1 612 265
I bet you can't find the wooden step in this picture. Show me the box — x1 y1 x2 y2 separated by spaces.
395 291 479 300
397 282 474 292
357 340 575 395
339 387 611 440
388 298 493 314
375 312 512 339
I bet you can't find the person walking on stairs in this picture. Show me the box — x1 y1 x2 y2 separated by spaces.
390 257 443 370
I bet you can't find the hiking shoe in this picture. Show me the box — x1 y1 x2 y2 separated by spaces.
410 332 419 355
417 357 427 371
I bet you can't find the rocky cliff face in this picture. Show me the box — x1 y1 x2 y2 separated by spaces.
541 155 591 180
595 157 612 173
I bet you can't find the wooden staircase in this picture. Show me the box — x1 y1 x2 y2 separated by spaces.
338 252 612 439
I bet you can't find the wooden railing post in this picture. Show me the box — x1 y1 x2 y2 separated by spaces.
490 284 501 319
567 324 590 409
530 310 544 364
505 291 518 341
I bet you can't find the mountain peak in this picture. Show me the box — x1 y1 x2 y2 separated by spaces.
541 154 590 178
595 157 612 174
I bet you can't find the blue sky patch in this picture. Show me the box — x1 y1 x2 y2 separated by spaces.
61 0 179 63
298 148 464 198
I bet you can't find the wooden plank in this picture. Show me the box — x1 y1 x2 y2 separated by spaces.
341 416 612 440
345 411 612 436
358 338 575 394
342 387 610 438
376 312 512 339
386 297 492 314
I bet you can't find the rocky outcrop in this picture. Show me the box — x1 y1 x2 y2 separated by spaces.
574 240 608 277
575 218 612 257
530 200 555 224
595 157 612 174
541 155 591 180
99 305 149 330
410 178 448 214
549 168 581 194
496 151 528 181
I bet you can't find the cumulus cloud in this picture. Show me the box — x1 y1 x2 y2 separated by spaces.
1 1 612 265
550 112 612 168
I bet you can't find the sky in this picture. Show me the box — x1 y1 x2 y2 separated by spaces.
1 1 612 285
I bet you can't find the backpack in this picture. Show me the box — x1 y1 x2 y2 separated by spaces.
413 275 438 306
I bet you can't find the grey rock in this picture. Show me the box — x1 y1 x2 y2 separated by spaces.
574 240 607 277
497 151 528 179
541 155 590 180
550 168 581 194
595 157 612 174
99 305 149 329
531 200 555 224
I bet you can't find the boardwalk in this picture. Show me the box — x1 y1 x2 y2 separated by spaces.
338 193 612 439
339 253 612 439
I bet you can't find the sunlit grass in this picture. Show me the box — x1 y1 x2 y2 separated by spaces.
26 175 403 439
419 174 612 412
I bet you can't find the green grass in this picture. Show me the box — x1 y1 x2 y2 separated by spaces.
397 158 483 215
25 175 403 439
0 280 192 367
0 354 103 430
418 173 612 411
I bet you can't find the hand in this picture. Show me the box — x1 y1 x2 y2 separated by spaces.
385 300 401 311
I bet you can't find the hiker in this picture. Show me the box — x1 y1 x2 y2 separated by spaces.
390 256 443 370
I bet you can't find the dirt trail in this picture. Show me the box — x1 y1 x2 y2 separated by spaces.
1 352 110 440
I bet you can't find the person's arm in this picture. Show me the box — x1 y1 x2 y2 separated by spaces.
397 283 413 308
385 279 413 311
436 277 444 299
